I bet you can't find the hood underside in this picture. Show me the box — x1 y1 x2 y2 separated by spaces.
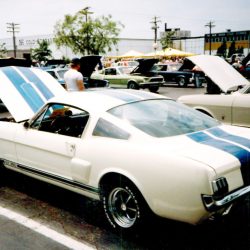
186 55 249 93
0 66 66 122
79 55 102 78
131 58 159 74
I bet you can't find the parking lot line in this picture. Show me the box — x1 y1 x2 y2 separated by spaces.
0 205 95 250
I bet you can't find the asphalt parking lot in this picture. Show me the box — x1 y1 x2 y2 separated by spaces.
0 85 249 250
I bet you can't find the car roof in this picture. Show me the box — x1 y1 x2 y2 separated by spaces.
48 88 167 113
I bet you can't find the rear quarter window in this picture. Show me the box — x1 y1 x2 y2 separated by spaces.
93 118 130 140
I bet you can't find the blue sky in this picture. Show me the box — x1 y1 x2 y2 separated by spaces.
0 0 249 39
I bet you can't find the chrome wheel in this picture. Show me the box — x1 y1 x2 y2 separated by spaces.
177 77 186 87
108 187 139 228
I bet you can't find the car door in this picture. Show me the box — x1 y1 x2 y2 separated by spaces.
232 93 250 127
103 68 121 84
14 103 90 183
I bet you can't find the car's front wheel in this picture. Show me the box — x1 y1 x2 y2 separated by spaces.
177 77 187 87
148 86 159 93
127 81 139 90
101 177 148 233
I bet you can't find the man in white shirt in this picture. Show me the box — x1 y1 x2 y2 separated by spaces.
64 58 85 91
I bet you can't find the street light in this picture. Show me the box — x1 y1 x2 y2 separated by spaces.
79 7 94 55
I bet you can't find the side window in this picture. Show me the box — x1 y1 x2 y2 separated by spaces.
105 68 116 75
93 118 130 140
30 103 89 138
47 71 57 79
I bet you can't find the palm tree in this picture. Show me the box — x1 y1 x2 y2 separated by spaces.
32 40 52 63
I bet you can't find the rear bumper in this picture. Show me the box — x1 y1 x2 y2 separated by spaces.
202 185 250 212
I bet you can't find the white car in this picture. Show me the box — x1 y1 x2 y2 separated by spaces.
178 55 250 127
45 67 68 87
1 66 250 233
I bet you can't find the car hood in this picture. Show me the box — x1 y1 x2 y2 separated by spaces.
79 55 102 77
0 66 66 122
130 58 159 74
186 55 249 93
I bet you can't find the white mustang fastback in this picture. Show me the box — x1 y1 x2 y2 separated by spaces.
0 66 250 233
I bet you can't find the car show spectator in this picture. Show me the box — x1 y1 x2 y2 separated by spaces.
64 58 85 91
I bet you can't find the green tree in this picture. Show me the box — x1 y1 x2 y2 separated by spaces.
31 39 52 63
216 40 227 58
160 30 175 49
236 46 244 54
53 10 124 55
0 42 7 58
228 41 236 58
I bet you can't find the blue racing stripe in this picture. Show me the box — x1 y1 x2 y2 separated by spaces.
188 131 250 165
97 90 142 102
1 67 44 112
17 67 54 100
209 127 250 149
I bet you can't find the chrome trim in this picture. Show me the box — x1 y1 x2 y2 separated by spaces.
202 185 250 212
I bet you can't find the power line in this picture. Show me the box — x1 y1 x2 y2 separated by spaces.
205 21 215 55
6 22 20 58
151 16 161 50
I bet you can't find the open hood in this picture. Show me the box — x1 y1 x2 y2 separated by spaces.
186 55 249 93
79 55 102 78
130 58 159 74
0 66 66 122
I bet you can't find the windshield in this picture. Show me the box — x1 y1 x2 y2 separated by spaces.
57 69 67 78
108 99 219 138
119 66 134 74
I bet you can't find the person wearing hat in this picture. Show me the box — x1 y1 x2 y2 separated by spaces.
64 58 85 91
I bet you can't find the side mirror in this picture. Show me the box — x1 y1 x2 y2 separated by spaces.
23 121 30 129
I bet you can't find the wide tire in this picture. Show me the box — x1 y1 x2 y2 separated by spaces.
127 82 139 90
177 77 187 87
148 86 159 93
101 178 148 233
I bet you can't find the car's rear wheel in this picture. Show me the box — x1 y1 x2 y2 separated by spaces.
127 81 139 90
101 177 148 233
177 77 187 87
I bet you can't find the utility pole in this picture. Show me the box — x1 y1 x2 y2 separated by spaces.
151 16 161 52
79 7 94 55
205 21 215 55
7 22 20 58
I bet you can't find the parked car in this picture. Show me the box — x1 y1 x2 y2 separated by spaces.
239 53 250 79
226 53 245 64
45 67 68 87
0 57 31 67
115 60 139 67
178 55 250 127
1 65 250 233
45 56 109 89
151 62 206 87
92 58 164 92
239 63 250 79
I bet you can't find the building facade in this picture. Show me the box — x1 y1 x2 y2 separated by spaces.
0 34 157 60
1 29 249 60
204 30 250 55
